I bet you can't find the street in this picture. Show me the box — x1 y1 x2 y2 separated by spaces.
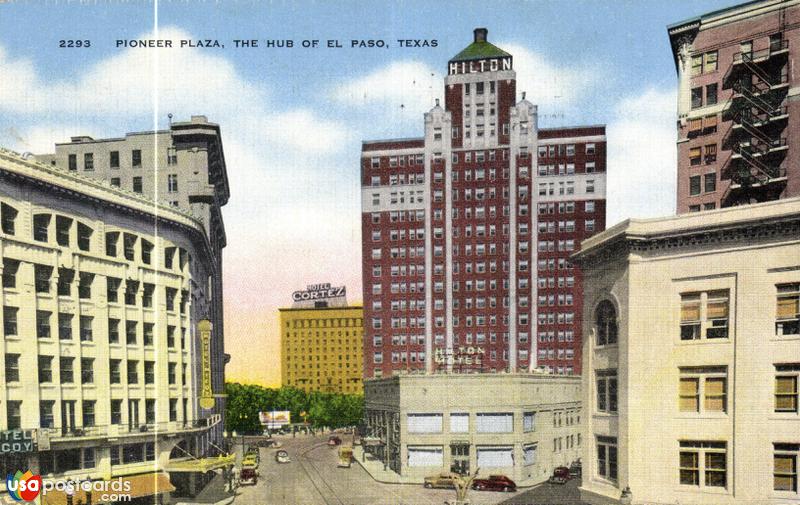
232 433 530 505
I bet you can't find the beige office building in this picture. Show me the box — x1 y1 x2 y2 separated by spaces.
0 117 230 502
363 373 581 486
574 198 800 504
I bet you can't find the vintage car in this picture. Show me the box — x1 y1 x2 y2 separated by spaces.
241 455 259 469
423 473 458 489
239 467 258 486
548 466 571 484
275 449 291 464
327 435 342 446
472 475 517 492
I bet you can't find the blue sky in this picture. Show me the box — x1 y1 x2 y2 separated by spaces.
0 0 739 384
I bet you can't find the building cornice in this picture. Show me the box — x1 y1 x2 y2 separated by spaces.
574 198 800 264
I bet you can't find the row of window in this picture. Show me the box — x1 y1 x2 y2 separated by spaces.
539 143 597 158
4 353 186 386
538 180 596 196
538 162 598 176
3 308 188 348
5 396 186 431
688 172 717 195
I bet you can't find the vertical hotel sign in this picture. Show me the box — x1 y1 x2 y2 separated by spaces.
198 319 215 410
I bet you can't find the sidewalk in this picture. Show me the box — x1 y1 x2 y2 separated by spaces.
352 446 548 488
352 445 420 484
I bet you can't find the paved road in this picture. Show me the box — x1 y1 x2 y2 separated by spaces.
499 479 586 505
232 433 530 505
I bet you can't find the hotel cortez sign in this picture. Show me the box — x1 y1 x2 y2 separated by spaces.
198 320 215 410
448 57 512 75
292 283 346 302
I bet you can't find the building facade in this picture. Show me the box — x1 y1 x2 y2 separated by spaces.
0 145 230 501
280 283 364 394
574 198 800 505
669 0 799 213
34 115 230 430
361 28 606 379
363 373 581 485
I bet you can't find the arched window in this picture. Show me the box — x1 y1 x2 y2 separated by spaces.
596 300 618 346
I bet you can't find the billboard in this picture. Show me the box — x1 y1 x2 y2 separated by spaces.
259 411 291 429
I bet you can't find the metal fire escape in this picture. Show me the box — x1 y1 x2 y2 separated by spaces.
720 37 790 207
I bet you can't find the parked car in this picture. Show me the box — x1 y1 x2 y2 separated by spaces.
327 435 342 446
472 475 517 492
275 450 291 464
569 460 582 478
242 455 259 469
259 439 282 449
239 467 257 486
548 466 571 485
423 473 458 489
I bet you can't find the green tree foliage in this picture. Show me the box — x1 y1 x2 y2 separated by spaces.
224 382 364 434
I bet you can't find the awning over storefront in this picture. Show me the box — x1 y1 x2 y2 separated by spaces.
42 472 175 505
361 437 384 447
165 453 236 473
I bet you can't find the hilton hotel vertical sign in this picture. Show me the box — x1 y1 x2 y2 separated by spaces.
198 319 215 410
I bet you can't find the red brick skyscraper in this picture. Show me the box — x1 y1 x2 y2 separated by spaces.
361 28 606 378
669 0 799 213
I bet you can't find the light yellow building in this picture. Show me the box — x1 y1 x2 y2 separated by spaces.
280 283 364 394
573 198 800 505
0 117 231 502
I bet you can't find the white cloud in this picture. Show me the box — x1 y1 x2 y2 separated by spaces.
606 87 677 225
331 60 441 115
0 27 264 118
498 43 598 111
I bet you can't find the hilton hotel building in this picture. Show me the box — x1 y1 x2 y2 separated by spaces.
0 116 229 500
361 28 607 378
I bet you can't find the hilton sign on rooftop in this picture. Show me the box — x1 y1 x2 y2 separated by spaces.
448 57 512 75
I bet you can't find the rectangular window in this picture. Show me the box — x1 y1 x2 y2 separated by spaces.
109 359 121 384
597 436 618 481
82 400 96 427
84 153 94 171
68 154 77 171
450 413 468 433
132 149 142 167
132 177 143 193
704 51 718 73
110 400 122 425
691 87 703 109
167 174 178 193
680 290 729 340
110 151 120 169
81 358 94 384
79 316 93 342
679 441 726 488
523 411 535 432
689 150 702 169
476 447 514 468
38 356 53 382
706 83 718 106
36 310 51 339
596 371 618 413
691 55 702 76
407 414 442 433
774 443 799 492
59 357 74 383
4 353 19 382
777 283 800 335
775 365 799 413
704 171 716 192
679 367 727 413
476 413 513 433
